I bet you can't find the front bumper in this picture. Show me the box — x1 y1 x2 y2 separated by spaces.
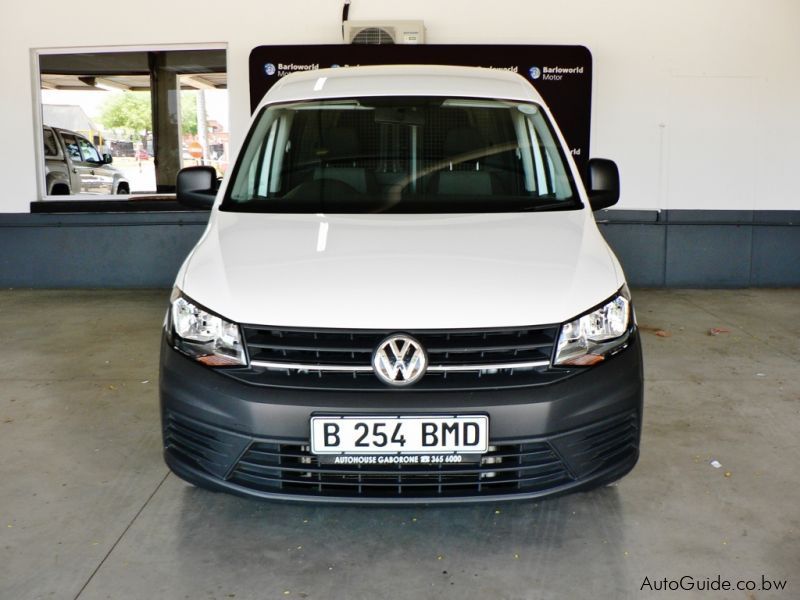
159 333 643 504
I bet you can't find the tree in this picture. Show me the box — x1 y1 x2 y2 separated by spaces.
180 92 197 136
98 90 199 137
98 92 152 136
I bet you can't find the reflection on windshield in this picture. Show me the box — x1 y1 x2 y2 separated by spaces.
225 97 579 213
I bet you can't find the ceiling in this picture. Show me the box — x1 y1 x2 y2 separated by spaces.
39 49 227 91
40 72 227 92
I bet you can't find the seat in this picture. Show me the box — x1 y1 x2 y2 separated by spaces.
436 171 494 195
431 127 504 195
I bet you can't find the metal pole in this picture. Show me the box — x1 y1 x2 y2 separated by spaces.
197 90 208 165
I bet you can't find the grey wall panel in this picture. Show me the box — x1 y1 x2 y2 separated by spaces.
666 210 754 224
754 211 800 225
0 215 207 288
665 225 752 287
598 224 665 287
594 209 661 223
1 210 798 288
751 226 800 286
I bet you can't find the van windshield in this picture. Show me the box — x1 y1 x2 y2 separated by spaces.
223 97 580 213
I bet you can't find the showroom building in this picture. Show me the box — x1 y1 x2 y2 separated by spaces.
2 0 799 286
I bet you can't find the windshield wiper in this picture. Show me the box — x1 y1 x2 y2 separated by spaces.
521 200 579 212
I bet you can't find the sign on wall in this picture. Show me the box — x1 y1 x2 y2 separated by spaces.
249 44 592 171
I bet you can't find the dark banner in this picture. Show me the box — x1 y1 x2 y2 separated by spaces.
249 44 592 171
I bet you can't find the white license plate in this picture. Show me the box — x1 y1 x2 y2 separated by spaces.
310 415 489 455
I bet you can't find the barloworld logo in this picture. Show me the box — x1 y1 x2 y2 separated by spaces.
537 66 585 81
264 63 276 76
528 66 541 80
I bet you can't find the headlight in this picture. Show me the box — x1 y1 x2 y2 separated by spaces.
167 289 246 367
554 288 633 366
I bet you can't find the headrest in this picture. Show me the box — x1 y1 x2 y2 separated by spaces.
317 127 359 161
443 127 485 158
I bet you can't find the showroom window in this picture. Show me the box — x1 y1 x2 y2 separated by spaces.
34 45 228 203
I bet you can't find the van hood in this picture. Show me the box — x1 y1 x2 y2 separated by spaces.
180 211 622 329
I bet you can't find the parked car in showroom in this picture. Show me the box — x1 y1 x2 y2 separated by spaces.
161 65 643 504
43 125 129 195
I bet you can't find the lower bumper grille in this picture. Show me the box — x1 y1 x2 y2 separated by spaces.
229 443 571 498
164 410 639 500
163 412 248 479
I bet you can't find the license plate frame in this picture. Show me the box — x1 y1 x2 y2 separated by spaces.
309 415 489 461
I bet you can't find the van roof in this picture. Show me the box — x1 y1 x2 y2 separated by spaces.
259 64 542 107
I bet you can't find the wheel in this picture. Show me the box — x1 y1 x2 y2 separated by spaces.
50 183 71 196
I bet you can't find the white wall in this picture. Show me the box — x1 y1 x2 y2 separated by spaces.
1 0 798 213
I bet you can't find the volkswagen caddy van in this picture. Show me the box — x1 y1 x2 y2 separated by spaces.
160 65 643 503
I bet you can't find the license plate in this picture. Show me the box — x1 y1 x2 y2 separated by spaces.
310 415 489 457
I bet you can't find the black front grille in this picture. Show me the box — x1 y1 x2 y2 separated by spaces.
229 442 572 498
235 325 568 390
243 326 557 366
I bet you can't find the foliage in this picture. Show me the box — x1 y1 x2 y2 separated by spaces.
98 90 200 136
180 92 197 136
98 92 152 135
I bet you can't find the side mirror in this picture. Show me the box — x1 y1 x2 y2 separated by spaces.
176 166 217 210
102 153 113 164
587 158 620 211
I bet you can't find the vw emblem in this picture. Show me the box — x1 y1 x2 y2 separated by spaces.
372 334 428 386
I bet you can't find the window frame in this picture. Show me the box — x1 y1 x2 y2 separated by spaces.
42 127 62 159
31 42 228 208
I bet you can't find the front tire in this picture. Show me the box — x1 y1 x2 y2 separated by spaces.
49 181 71 195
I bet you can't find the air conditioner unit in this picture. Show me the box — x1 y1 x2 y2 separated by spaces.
344 20 426 45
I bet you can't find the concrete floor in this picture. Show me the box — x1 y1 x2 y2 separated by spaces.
1 289 798 600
